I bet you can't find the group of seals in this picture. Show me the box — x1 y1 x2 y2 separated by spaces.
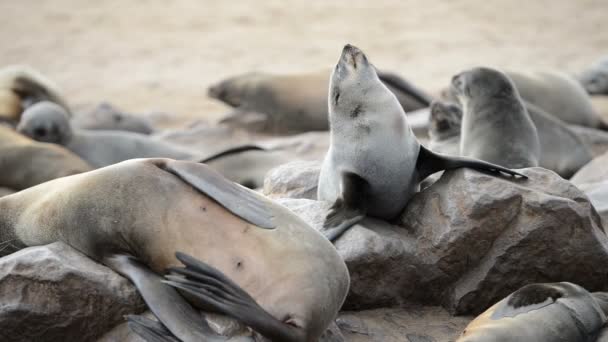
317 45 524 241
457 282 608 341
209 68 433 134
0 158 350 341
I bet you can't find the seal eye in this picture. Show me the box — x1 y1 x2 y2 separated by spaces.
34 127 46 137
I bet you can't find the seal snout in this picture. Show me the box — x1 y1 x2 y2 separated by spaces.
340 44 367 69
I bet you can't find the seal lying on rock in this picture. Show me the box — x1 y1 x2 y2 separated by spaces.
457 282 608 342
317 45 524 242
0 158 350 342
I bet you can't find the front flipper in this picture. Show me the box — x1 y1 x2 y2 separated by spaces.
163 252 306 342
196 144 265 164
415 145 528 182
103 254 226 342
322 172 369 242
126 315 180 342
159 160 275 229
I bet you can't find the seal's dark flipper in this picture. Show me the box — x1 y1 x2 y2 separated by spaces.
103 254 225 342
164 252 305 342
161 160 275 229
416 145 528 182
126 315 180 342
322 172 370 242
377 70 433 107
197 144 266 164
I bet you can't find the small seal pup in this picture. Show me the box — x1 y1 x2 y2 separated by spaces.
0 65 70 124
317 45 524 241
428 100 462 156
456 282 607 342
452 67 541 169
579 56 608 95
210 69 432 134
0 125 91 190
0 158 350 341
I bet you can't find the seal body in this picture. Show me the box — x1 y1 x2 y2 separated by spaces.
71 102 155 134
457 282 606 342
428 100 462 156
453 67 541 169
0 158 349 341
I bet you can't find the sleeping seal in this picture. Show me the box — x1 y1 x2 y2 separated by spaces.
457 282 606 342
428 100 461 156
0 125 91 190
452 67 541 169
579 56 608 95
210 69 432 134
0 158 349 341
0 65 70 124
317 45 524 241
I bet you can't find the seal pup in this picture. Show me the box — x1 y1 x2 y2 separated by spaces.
0 125 91 190
456 282 606 341
579 56 608 95
452 67 541 169
0 65 70 123
210 69 432 134
0 158 350 341
317 45 524 242
428 100 462 156
71 102 155 134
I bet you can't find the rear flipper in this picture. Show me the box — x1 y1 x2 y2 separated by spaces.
126 315 180 342
322 172 370 243
163 252 306 342
416 145 528 182
103 254 225 342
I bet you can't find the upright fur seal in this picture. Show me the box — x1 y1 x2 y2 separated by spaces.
457 282 607 341
210 69 433 134
0 158 350 341
0 125 91 190
317 45 524 241
579 56 608 95
452 67 541 169
0 65 70 124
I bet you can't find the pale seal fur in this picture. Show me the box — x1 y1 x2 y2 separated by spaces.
452 67 541 169
579 56 608 95
0 158 349 341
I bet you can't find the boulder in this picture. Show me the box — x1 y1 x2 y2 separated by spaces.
264 161 321 200
571 151 608 186
0 242 145 342
272 165 608 314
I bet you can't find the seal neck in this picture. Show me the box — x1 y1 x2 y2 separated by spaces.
0 197 23 257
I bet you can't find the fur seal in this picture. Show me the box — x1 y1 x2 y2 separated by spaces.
71 102 155 134
0 65 70 124
0 125 91 190
0 158 349 341
428 101 461 156
317 45 524 241
456 282 607 341
452 67 541 169
579 56 608 95
210 69 433 134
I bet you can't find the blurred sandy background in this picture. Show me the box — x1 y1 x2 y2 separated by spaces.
1 0 606 128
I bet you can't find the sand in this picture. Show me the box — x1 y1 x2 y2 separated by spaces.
1 0 606 127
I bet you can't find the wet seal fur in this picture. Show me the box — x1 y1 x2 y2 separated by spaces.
457 282 607 342
452 67 541 169
317 45 525 242
0 158 349 341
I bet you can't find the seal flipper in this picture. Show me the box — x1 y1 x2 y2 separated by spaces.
322 172 369 242
126 315 180 342
103 254 226 342
160 160 275 229
164 252 306 342
415 145 527 182
196 144 266 164
377 70 433 107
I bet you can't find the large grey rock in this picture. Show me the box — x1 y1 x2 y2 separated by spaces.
264 161 321 200
274 166 608 314
0 242 145 342
572 151 608 186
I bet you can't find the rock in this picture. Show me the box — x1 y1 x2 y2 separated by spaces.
571 151 608 185
337 306 471 342
73 102 155 134
570 125 608 157
264 161 321 200
0 242 145 342
275 167 608 314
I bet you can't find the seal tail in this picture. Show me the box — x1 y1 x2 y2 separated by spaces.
416 145 527 181
377 70 434 108
197 144 265 164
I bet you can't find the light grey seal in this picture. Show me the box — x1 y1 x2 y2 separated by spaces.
0 158 349 341
452 67 541 169
428 100 462 156
457 282 607 342
72 102 155 134
579 56 608 95
317 45 524 242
